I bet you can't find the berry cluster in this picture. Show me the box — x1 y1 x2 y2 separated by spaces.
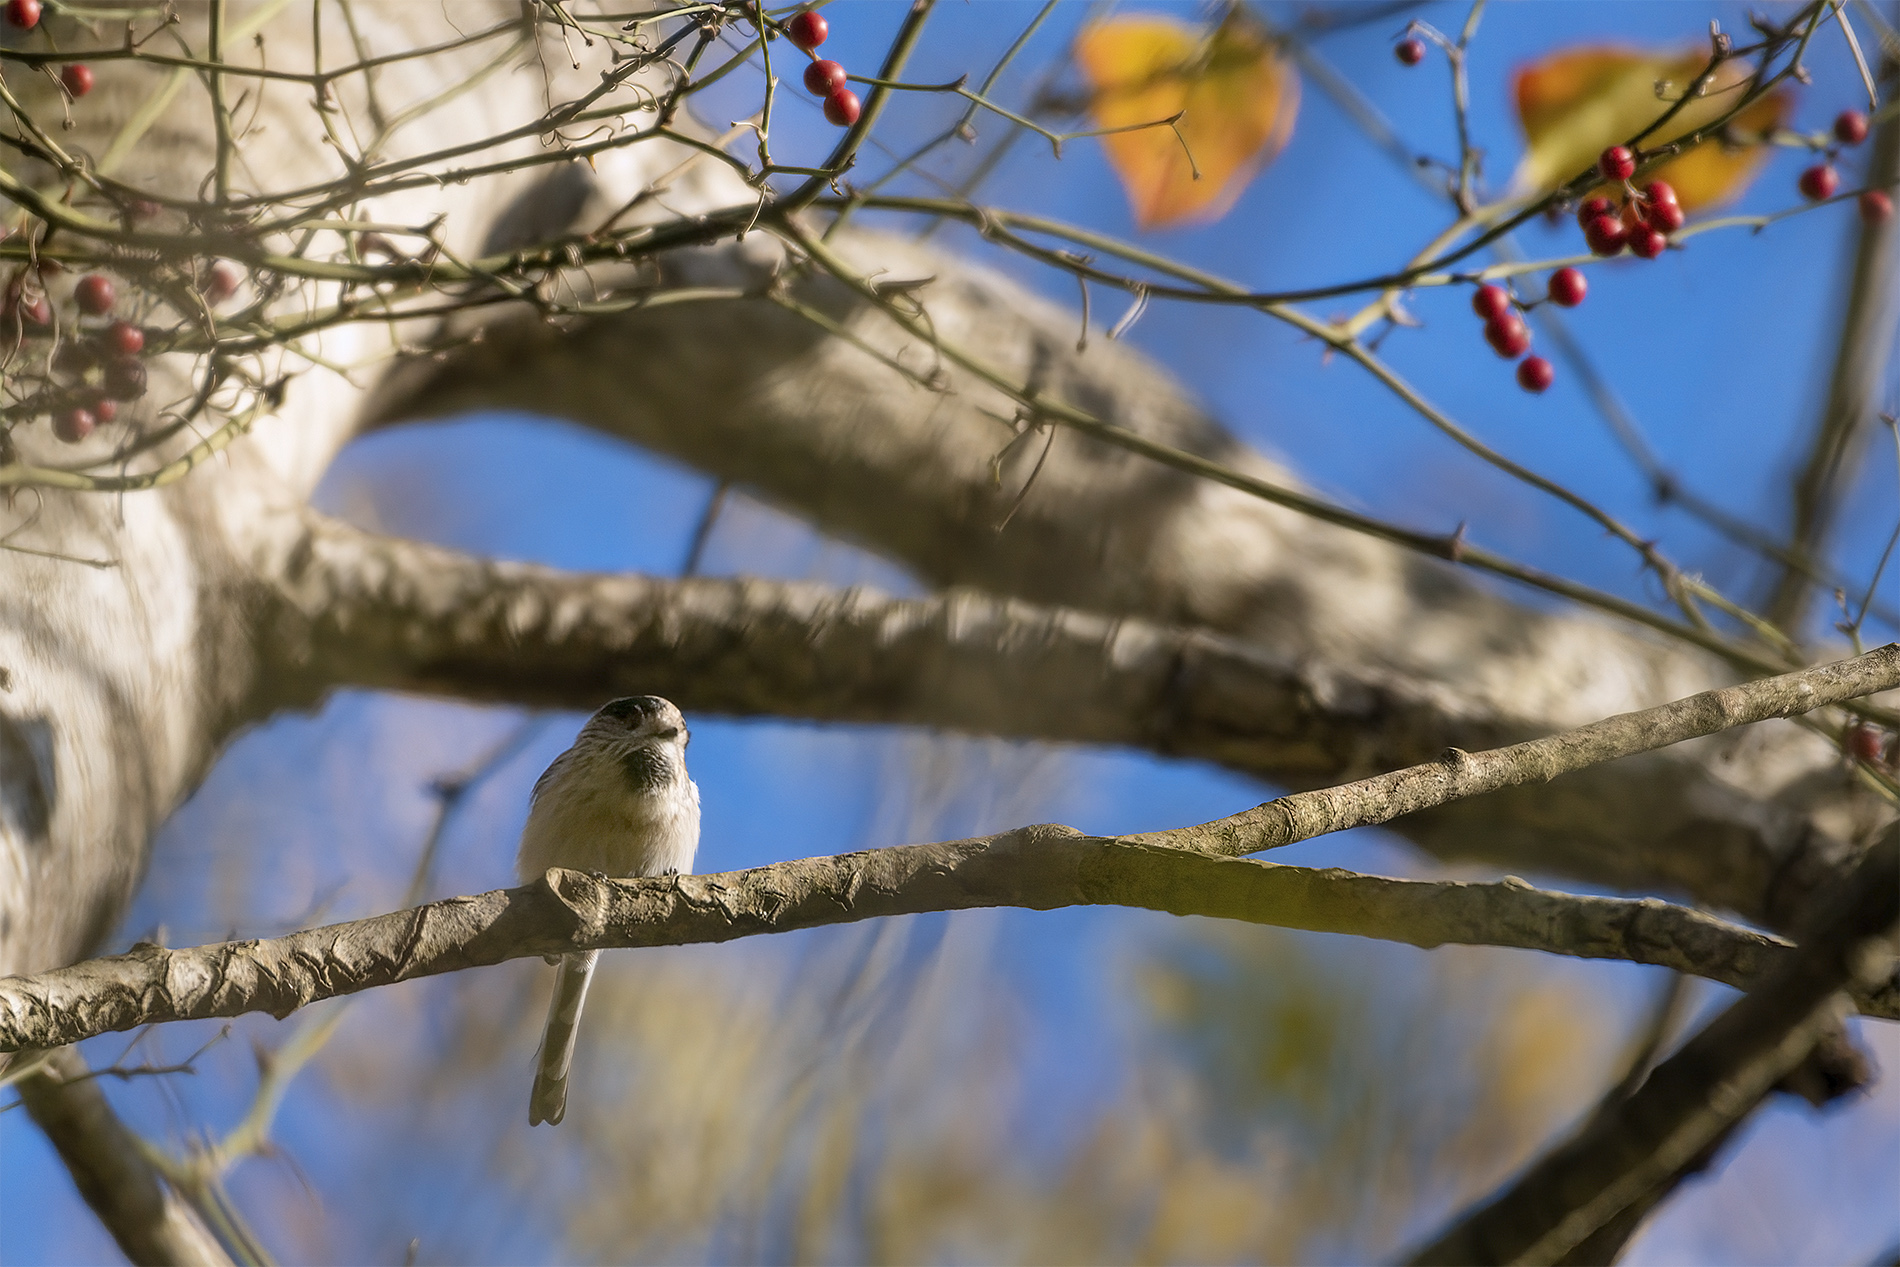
3 266 148 444
1466 267 1584 394
6 1 95 99
0 244 243 447
785 10 859 127
1801 110 1892 223
1575 149 1681 261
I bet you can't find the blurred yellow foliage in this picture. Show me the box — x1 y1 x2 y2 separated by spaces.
506 914 1622 1265
1073 9 1298 229
1511 46 1790 210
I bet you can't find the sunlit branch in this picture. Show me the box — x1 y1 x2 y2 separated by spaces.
1154 643 1900 855
1408 829 1899 1265
4 829 1896 1054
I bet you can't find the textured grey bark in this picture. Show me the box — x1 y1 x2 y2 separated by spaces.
13 1047 234 1266
257 505 1549 786
5 830 1897 1053
1408 827 1900 1266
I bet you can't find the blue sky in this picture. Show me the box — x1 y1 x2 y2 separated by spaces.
4 3 1897 1263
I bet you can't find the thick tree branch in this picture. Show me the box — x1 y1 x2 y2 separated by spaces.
254 507 1490 779
3 830 1897 1053
358 230 1893 928
12 1047 234 1266
1408 827 1900 1266
259 509 1898 923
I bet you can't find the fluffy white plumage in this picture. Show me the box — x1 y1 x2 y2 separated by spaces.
517 696 700 1126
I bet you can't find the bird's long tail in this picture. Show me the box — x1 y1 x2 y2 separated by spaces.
528 949 599 1127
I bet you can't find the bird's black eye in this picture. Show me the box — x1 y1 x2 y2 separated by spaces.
656 726 680 740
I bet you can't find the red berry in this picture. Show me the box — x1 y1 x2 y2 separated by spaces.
4 0 41 30
1860 189 1894 223
90 397 117 425
1834 110 1869 146
1641 179 1678 207
1516 355 1555 393
126 198 161 222
1799 164 1839 201
60 64 93 98
1644 198 1685 233
1628 226 1667 259
1396 38 1425 66
1484 315 1531 359
74 274 114 315
785 10 827 51
103 357 146 401
201 260 243 303
1846 723 1885 764
11 292 50 326
802 59 847 97
1598 145 1636 182
1471 284 1512 321
1583 213 1628 256
823 88 860 127
104 320 143 356
54 408 95 444
1575 195 1614 227
1546 267 1587 308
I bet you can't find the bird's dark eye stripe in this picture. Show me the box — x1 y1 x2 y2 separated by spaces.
656 726 680 740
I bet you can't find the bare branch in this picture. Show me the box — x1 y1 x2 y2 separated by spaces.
1408 827 1900 1265
11 1047 234 1266
1157 643 1900 856
3 829 1897 1053
256 508 1469 778
1762 90 1900 629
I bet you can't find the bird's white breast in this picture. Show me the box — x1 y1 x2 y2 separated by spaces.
516 748 700 883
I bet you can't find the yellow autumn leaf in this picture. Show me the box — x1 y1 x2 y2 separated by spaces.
1510 46 1789 211
1074 9 1298 230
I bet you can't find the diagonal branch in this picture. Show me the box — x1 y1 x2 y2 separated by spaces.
2 830 1897 1053
1407 826 1900 1266
1157 642 1900 856
1762 90 1900 631
11 1047 235 1266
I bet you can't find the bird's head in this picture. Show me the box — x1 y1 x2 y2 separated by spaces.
580 695 689 751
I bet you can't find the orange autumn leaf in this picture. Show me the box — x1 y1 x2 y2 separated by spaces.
1074 9 1298 230
1510 46 1789 211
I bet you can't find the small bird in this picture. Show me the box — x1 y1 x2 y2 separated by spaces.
517 696 700 1126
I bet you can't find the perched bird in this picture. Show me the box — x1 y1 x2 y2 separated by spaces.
517 696 700 1126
